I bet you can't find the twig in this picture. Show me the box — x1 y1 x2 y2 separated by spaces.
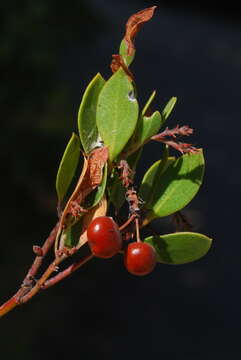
135 217 141 242
0 222 60 318
26 221 60 280
42 253 94 289
119 213 137 232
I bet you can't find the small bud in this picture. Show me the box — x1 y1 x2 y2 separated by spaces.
33 245 43 257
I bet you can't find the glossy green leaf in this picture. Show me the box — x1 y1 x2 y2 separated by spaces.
84 163 107 209
135 111 163 146
139 156 176 206
56 133 80 202
144 232 212 264
119 38 135 66
142 90 156 116
141 151 204 218
162 97 177 123
78 73 105 153
96 68 139 162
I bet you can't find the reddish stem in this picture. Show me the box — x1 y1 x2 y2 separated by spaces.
119 213 137 232
135 217 141 242
0 297 18 318
42 253 94 289
0 222 60 317
26 221 60 280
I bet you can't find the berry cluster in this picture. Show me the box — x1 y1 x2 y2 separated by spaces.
87 216 157 276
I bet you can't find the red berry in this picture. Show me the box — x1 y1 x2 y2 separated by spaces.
87 216 122 258
124 242 157 276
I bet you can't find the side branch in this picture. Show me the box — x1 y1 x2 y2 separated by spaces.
26 221 60 280
0 222 60 318
42 253 94 289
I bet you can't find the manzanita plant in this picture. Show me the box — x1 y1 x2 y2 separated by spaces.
0 6 212 318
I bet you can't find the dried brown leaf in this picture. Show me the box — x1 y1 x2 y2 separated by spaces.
124 6 157 56
59 147 108 229
110 55 134 81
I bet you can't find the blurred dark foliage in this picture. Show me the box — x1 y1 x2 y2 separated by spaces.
1 1 241 359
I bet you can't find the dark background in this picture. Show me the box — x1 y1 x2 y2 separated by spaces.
1 0 241 358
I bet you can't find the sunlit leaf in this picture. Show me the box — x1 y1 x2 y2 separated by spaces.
119 39 135 67
142 90 156 116
162 97 177 123
141 151 204 219
135 111 163 146
139 156 175 206
96 68 139 162
56 133 80 202
145 232 212 264
78 73 105 153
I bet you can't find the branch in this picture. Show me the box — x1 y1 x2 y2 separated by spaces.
26 221 60 280
0 222 60 318
42 253 94 289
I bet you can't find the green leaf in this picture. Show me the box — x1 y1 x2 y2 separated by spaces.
108 170 126 210
56 133 80 202
144 232 212 264
119 38 135 66
141 151 205 218
127 146 143 171
96 68 139 162
135 110 163 146
142 90 156 116
64 219 83 248
162 97 177 123
109 180 126 210
78 73 105 153
139 155 175 206
84 163 107 209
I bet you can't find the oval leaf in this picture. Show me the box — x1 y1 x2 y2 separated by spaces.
78 73 105 153
139 156 176 206
144 232 212 264
135 111 163 146
119 39 135 66
56 133 80 202
162 97 177 123
142 151 204 218
96 68 139 162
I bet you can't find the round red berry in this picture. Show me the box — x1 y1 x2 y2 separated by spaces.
124 242 157 276
87 216 122 258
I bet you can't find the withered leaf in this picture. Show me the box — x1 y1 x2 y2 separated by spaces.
110 54 134 82
124 6 157 56
59 146 108 229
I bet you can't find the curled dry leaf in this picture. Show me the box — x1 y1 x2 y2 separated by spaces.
77 195 108 249
59 146 109 230
124 6 157 56
118 160 134 188
110 55 134 82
